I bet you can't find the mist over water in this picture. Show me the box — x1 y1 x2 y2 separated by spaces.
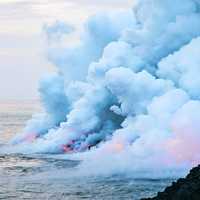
0 101 41 144
0 155 174 200
0 102 175 199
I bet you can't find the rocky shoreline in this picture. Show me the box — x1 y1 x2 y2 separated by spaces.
142 166 200 200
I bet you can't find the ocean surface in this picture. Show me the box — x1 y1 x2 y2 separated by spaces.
0 100 175 200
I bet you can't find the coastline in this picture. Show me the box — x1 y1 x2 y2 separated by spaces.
142 165 200 200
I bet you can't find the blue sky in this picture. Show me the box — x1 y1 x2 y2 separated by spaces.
0 0 132 100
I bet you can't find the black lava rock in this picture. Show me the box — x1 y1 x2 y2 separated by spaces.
142 165 200 200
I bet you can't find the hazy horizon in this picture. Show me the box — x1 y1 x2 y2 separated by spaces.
0 0 132 100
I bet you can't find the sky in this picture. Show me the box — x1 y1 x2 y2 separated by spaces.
0 0 133 100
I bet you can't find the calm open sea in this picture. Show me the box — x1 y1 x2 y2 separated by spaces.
0 100 174 200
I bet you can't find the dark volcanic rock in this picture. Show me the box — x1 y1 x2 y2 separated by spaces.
142 165 200 200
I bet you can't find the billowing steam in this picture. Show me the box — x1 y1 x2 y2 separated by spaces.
10 0 200 175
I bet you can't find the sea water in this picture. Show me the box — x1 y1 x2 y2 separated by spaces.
0 101 174 200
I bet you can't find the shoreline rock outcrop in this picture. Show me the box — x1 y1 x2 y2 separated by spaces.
142 165 200 200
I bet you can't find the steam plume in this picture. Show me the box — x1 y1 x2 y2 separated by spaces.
10 0 200 175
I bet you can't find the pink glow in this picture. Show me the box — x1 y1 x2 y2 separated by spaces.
165 119 200 166
23 133 37 143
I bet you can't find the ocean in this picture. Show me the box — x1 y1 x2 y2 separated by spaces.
0 101 174 200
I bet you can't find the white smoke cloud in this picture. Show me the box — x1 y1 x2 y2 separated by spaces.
158 37 200 98
43 21 74 42
9 0 200 176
